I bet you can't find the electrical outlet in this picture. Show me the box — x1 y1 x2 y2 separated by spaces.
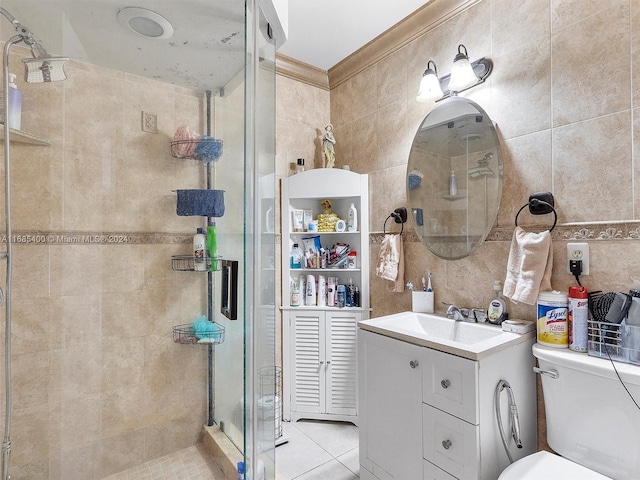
567 242 589 275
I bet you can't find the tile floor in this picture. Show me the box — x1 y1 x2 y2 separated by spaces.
102 444 225 480
275 420 359 480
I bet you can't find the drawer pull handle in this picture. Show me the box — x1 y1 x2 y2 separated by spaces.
533 366 558 379
409 360 419 369
441 379 451 389
442 439 452 449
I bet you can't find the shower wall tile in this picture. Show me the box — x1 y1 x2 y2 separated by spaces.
143 415 203 462
48 394 102 453
64 61 125 158
49 445 96 480
49 343 102 402
10 145 65 231
101 337 145 391
12 351 50 409
48 294 101 350
377 46 408 109
11 297 51 356
93 430 146 479
12 245 50 299
11 403 52 467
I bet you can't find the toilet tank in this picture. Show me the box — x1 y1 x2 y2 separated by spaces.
534 344 640 479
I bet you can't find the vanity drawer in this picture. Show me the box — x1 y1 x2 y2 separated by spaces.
422 348 478 424
423 403 479 480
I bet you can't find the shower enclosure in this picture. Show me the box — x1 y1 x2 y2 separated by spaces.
0 1 279 479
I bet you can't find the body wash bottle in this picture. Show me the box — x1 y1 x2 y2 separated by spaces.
193 228 206 271
3 73 21 130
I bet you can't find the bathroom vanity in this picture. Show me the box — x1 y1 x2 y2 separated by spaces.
358 312 536 480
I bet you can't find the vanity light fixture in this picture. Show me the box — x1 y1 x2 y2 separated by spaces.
416 60 443 104
416 44 493 104
448 44 478 92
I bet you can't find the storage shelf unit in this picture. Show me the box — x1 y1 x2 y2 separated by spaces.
0 124 51 145
281 168 369 425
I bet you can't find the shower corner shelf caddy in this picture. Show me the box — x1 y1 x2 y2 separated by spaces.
171 254 221 272
170 137 223 163
0 124 51 145
173 322 225 345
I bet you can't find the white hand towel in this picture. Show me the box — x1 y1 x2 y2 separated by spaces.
376 234 405 292
503 226 553 305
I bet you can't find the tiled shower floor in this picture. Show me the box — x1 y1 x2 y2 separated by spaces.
101 444 225 480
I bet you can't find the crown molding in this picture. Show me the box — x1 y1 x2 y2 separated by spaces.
328 0 481 88
276 53 329 90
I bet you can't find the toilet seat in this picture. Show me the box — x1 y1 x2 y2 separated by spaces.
498 451 612 479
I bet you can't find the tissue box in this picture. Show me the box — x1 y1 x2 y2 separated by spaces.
412 291 434 314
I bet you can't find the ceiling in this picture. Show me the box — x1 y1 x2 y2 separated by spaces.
0 0 430 91
277 0 431 70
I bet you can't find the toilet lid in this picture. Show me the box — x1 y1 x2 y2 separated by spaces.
498 451 612 480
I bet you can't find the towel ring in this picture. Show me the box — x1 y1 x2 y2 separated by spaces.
514 198 557 232
383 207 407 234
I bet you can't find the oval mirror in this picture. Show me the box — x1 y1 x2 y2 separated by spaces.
407 96 503 260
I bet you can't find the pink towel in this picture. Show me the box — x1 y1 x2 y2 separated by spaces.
503 226 553 305
376 234 405 292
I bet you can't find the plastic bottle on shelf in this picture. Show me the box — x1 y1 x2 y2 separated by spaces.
327 277 336 306
194 228 206 271
449 170 457 196
295 158 305 174
290 277 300 307
347 278 356 307
347 203 358 232
206 220 217 271
306 274 317 306
2 73 22 130
290 243 302 269
336 284 346 308
318 275 327 307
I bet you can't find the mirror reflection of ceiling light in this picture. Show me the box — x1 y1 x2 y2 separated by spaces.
117 7 174 39
416 44 493 104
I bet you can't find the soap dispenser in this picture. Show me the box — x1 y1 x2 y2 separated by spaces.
487 280 508 324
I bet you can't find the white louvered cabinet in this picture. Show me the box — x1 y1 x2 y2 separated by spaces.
281 169 369 425
287 309 360 423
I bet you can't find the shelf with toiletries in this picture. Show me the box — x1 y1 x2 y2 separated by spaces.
281 168 369 424
0 124 51 145
441 191 467 201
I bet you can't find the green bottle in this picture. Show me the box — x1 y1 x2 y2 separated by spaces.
206 220 218 271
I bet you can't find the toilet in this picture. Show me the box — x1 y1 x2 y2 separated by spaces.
499 343 640 479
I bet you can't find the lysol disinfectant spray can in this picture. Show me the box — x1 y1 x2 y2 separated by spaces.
568 286 589 352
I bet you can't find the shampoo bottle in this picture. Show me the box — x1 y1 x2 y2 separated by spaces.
206 220 217 271
347 203 358 232
193 228 206 271
318 275 327 307
488 280 508 324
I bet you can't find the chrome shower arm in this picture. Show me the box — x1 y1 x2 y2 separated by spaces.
0 7 39 48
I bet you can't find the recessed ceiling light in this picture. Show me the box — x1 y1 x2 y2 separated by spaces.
117 7 174 39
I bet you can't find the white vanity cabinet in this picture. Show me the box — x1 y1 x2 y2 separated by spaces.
358 328 536 480
282 169 369 424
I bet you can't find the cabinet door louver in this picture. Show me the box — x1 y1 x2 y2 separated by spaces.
292 314 323 413
326 313 357 414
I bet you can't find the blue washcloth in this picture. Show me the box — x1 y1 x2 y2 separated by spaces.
408 170 424 190
195 136 223 163
176 189 225 217
193 315 223 342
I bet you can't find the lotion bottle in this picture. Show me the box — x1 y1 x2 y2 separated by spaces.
347 203 358 232
306 274 317 306
488 280 508 324
206 220 217 271
193 228 206 271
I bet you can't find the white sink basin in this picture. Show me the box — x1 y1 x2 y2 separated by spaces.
358 311 534 360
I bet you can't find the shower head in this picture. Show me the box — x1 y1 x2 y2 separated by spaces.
0 7 69 83
469 152 495 178
23 54 69 83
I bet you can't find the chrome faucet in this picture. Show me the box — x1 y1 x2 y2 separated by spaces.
446 304 466 321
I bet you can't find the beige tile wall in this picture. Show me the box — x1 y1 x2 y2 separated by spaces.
276 0 640 456
2 45 212 479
